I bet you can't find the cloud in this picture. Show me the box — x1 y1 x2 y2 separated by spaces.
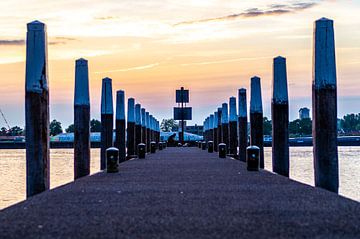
0 40 25 45
173 1 320 26
94 63 160 74
94 16 118 21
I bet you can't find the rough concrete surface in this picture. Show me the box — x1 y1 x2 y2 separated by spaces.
0 147 359 238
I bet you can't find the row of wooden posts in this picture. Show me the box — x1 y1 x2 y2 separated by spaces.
25 20 161 198
202 17 339 194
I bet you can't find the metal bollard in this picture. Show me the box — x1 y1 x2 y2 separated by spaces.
247 146 260 171
208 141 214 153
138 143 146 159
178 143 182 147
106 147 119 173
163 142 167 149
201 141 207 150
198 141 202 148
150 141 156 153
218 143 226 158
159 142 163 150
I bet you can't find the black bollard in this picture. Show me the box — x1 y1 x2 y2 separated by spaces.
247 146 260 171
115 90 126 163
198 141 201 148
127 98 136 158
208 141 214 153
135 104 142 156
238 88 248 162
213 112 218 152
201 141 207 150
221 103 229 154
217 107 222 149
106 147 119 173
229 97 238 157
159 142 163 150
150 141 156 153
218 143 226 158
138 143 146 159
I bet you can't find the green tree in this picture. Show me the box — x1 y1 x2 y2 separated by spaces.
340 113 360 133
289 118 312 136
65 124 75 133
90 119 101 132
263 117 272 135
160 119 178 132
49 119 63 136
0 127 7 136
8 126 24 136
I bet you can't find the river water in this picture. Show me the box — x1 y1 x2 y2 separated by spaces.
0 147 359 209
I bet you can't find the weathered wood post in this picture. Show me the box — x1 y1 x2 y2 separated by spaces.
156 120 160 145
126 98 135 158
221 103 229 153
135 103 142 155
146 112 151 152
149 115 154 143
272 56 289 177
217 107 222 146
100 77 114 170
250 76 264 168
213 112 218 152
205 117 209 142
141 108 146 144
25 20 50 197
115 90 126 163
74 58 90 179
229 97 238 157
313 18 338 193
238 88 248 162
209 114 214 142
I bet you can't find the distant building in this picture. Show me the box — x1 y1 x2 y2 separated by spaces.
299 107 310 120
186 124 203 136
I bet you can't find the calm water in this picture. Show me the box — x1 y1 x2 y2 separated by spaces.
0 147 359 209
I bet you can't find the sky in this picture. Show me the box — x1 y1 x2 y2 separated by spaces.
0 0 359 129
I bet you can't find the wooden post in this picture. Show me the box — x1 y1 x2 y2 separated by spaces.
272 56 289 177
221 103 229 153
213 112 218 152
115 90 126 163
146 112 151 152
100 77 113 170
141 108 146 144
238 88 248 162
313 18 338 193
74 58 90 179
217 107 222 146
250 76 264 168
135 103 142 155
229 97 238 157
126 98 135 157
25 20 50 197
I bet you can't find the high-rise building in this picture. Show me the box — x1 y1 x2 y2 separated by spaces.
299 107 310 119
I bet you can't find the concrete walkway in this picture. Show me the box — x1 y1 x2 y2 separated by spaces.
0 147 359 238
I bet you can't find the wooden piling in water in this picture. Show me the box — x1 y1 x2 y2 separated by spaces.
100 77 114 170
209 115 214 142
229 97 238 157
141 108 146 144
213 112 218 152
115 90 126 163
272 56 289 177
74 58 90 179
313 18 338 193
135 104 142 155
146 112 151 152
127 98 135 158
25 20 50 197
250 76 264 168
238 88 248 162
222 103 229 153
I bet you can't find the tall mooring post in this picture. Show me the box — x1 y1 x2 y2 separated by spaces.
135 104 142 155
209 115 214 142
100 77 114 170
229 97 238 157
174 87 192 145
250 76 264 168
313 18 338 193
74 58 90 179
272 56 289 177
115 90 126 163
146 112 151 152
141 108 147 145
213 112 218 152
221 103 229 153
127 98 135 158
25 20 50 197
238 88 248 162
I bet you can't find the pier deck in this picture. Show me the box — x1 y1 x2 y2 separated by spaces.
0 147 359 238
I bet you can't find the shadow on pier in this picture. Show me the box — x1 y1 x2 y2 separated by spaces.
0 147 359 238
